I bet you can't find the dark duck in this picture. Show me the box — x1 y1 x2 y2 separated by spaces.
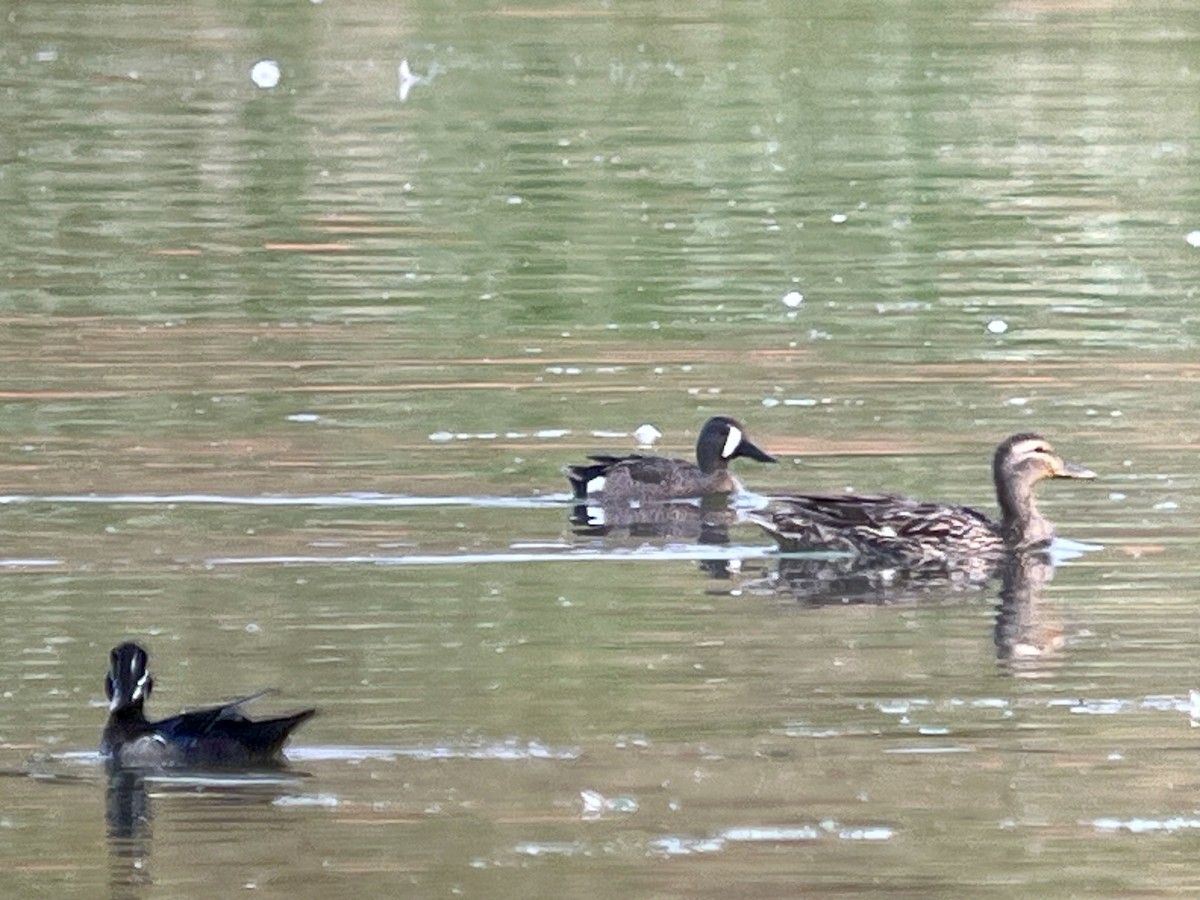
565 416 776 502
101 642 316 769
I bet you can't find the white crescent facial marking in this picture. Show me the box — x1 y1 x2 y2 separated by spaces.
586 475 606 494
131 671 151 701
722 426 743 459
130 656 139 677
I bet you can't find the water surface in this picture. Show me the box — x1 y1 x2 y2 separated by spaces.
2 0 1200 897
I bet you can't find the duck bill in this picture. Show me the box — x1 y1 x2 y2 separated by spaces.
734 438 776 464
1056 460 1096 479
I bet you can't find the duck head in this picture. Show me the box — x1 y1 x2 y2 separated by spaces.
993 433 1094 546
105 642 154 713
696 416 777 473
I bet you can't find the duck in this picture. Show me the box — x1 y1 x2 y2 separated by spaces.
100 642 316 770
564 416 776 502
754 433 1094 564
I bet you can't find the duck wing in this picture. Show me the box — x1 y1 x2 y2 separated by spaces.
564 454 646 498
763 493 1000 561
565 454 695 498
153 693 316 764
153 689 280 739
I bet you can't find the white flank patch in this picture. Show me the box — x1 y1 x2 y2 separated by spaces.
586 505 607 525
722 426 743 459
586 476 606 494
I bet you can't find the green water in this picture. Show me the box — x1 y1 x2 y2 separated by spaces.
2 1 1200 897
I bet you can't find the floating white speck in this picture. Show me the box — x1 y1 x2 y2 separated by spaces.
1154 500 1178 511
987 319 1008 334
781 290 804 308
286 413 320 423
506 195 523 205
398 59 421 101
830 213 848 224
428 431 454 442
1186 230 1200 248
35 48 58 63
1006 397 1028 407
634 424 661 447
581 790 605 815
1108 492 1126 501
250 59 281 89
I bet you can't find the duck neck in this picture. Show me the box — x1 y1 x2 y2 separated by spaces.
109 702 148 727
996 472 1052 548
695 443 724 475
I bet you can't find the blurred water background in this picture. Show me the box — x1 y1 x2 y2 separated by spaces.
3 0 1200 896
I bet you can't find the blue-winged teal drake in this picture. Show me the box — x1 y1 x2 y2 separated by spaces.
565 416 776 501
101 642 316 769
755 433 1094 564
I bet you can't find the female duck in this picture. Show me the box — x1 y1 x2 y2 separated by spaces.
755 433 1094 563
565 416 776 501
101 642 316 769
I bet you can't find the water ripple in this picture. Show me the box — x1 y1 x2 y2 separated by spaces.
206 546 787 567
287 740 582 763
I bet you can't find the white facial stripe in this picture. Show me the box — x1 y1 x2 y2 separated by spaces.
722 426 743 459
131 671 151 701
586 475 606 494
130 655 139 677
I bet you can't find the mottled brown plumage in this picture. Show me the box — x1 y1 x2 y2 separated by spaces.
755 434 1094 565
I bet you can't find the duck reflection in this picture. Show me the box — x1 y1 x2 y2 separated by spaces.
755 551 1000 607
570 495 734 543
570 495 748 578
993 550 1064 671
741 544 1068 672
106 769 152 898
105 768 316 898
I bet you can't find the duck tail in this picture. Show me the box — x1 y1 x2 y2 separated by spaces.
563 461 610 500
